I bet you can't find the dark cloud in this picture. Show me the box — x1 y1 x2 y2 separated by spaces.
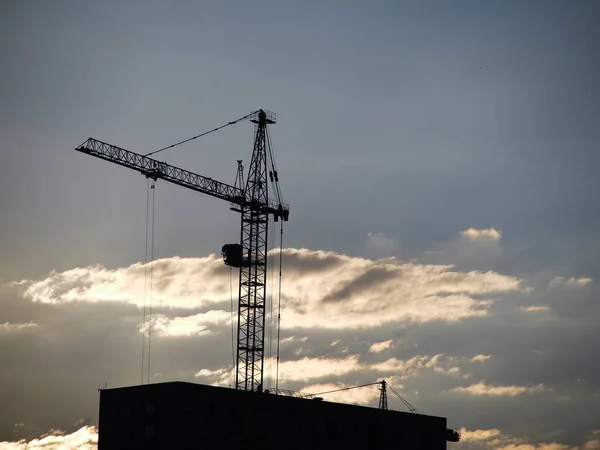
276 249 342 275
321 266 397 304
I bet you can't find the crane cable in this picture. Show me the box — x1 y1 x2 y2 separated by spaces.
144 111 259 157
147 181 156 384
229 266 235 387
265 131 283 206
275 221 284 392
140 178 151 385
292 381 421 414
388 384 422 414
266 215 275 388
310 382 381 398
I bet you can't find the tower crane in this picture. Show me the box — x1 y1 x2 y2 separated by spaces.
75 109 289 392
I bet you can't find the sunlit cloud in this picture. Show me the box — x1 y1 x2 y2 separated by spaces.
194 368 231 386
12 256 229 308
460 227 502 242
520 305 550 313
280 336 308 343
0 322 37 332
460 428 502 441
550 276 593 287
267 355 361 383
585 440 600 450
194 351 489 390
452 382 544 396
281 249 522 328
12 248 525 329
372 354 468 379
191 356 366 388
371 355 433 375
369 339 394 353
457 427 597 450
144 310 230 337
0 426 97 450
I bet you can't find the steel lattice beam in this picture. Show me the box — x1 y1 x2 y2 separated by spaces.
74 137 287 214
236 113 270 391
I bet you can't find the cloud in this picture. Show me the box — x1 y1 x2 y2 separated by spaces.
12 256 230 308
460 428 502 441
452 382 545 396
3 246 600 448
13 248 525 329
456 427 600 449
277 249 523 328
372 355 433 375
365 232 399 257
521 305 550 313
501 445 573 450
191 355 365 389
0 322 37 332
369 339 394 353
550 277 593 287
584 439 600 450
281 336 308 343
0 426 97 450
268 355 361 382
460 227 502 242
372 354 468 379
145 310 230 337
194 351 492 392
194 368 232 386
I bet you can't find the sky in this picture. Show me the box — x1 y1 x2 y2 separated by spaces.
1 0 599 448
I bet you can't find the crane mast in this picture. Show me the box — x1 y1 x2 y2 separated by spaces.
75 109 288 392
235 110 272 392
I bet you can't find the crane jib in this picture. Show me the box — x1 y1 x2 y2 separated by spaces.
75 137 288 220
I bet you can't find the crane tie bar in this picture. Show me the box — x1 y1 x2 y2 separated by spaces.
145 110 259 157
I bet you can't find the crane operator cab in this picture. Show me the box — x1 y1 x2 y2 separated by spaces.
221 244 247 268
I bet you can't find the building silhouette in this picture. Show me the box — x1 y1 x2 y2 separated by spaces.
98 382 453 449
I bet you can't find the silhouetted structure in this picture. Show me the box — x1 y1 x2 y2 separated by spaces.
98 382 454 449
76 109 288 392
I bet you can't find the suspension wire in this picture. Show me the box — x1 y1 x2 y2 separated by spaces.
265 216 271 389
310 382 381 398
267 216 276 388
275 220 284 391
388 384 422 414
229 266 235 387
147 182 156 384
265 131 283 205
141 178 151 385
276 379 420 413
144 111 259 157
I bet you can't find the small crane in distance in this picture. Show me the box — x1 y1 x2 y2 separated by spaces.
75 109 289 392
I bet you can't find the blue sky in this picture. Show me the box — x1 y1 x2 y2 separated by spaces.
1 1 599 448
